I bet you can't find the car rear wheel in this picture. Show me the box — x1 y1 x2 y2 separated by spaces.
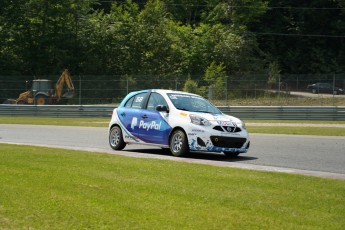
223 152 240 158
170 129 189 157
109 126 126 150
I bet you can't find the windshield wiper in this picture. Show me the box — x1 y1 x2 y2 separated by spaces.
176 107 189 111
193 110 212 113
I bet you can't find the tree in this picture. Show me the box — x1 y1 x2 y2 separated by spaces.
0 0 96 75
251 0 345 74
183 75 204 95
203 61 227 99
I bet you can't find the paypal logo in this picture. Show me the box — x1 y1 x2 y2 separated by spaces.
131 117 162 131
131 117 138 129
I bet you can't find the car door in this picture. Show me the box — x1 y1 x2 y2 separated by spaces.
138 92 171 145
117 92 147 140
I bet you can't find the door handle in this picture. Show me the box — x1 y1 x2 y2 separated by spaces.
121 112 126 117
142 114 148 119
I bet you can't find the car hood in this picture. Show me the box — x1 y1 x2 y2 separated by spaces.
190 112 242 125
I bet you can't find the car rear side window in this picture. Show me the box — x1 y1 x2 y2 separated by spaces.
124 97 134 108
124 93 146 109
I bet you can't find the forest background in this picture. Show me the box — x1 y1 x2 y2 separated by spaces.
1 0 345 103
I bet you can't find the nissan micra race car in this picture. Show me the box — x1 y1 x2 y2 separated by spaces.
109 89 250 157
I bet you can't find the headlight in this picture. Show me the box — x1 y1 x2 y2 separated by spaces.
189 114 211 126
241 121 246 129
235 120 246 129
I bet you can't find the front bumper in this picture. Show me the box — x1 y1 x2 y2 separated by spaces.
186 125 250 153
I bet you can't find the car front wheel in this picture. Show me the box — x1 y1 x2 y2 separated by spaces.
109 126 126 150
170 129 189 157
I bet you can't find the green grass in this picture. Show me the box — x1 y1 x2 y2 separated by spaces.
247 126 345 136
214 97 345 106
1 116 345 136
245 119 345 124
0 116 109 127
1 144 344 229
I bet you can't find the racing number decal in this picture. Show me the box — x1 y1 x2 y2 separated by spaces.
135 96 144 103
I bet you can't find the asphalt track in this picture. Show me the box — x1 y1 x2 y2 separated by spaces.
1 124 344 180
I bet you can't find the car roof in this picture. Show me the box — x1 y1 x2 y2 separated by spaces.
128 89 200 97
152 89 200 96
119 89 201 107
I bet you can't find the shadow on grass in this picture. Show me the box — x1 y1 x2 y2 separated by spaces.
124 148 257 162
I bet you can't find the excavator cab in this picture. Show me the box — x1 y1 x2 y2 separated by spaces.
32 80 54 96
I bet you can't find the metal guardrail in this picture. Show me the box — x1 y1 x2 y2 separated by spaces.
0 105 116 118
0 105 344 120
219 106 345 120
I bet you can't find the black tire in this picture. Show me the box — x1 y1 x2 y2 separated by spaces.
223 152 240 158
109 126 126 150
169 129 189 157
35 95 48 105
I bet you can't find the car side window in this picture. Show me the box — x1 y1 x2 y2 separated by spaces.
132 93 146 108
125 93 146 109
146 93 168 111
124 97 134 108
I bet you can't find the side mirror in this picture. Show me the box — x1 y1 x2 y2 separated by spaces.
156 105 169 113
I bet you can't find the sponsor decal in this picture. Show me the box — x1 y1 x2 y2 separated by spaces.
139 120 161 131
216 121 237 127
217 121 232 126
191 129 204 133
180 112 188 117
131 117 162 131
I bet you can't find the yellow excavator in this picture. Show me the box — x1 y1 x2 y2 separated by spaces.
7 69 74 105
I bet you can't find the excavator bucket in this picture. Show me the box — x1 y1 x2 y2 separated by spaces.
62 90 74 99
3 99 17 104
55 69 74 100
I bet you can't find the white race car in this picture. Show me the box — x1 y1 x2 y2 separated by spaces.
109 89 250 157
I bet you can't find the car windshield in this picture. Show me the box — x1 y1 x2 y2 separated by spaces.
167 93 221 114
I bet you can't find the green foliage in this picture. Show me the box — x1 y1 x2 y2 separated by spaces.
1 0 344 103
203 61 227 99
182 75 204 95
202 0 269 27
267 61 281 89
252 0 345 74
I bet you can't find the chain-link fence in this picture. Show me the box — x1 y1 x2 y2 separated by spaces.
1 74 344 106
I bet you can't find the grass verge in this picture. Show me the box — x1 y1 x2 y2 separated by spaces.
1 144 344 229
0 116 109 127
247 126 345 136
1 116 345 136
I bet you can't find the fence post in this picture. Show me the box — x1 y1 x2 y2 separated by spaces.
126 77 129 95
225 76 228 104
79 75 82 105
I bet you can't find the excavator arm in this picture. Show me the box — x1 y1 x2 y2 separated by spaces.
54 69 74 101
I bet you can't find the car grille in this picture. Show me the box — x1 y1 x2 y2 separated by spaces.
210 136 246 148
213 126 241 133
